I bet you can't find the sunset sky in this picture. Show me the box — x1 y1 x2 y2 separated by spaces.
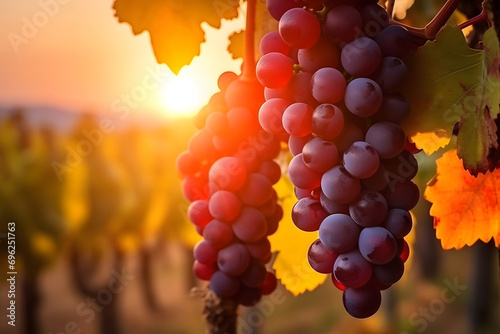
0 0 245 117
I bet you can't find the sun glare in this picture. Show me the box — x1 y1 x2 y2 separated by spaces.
160 73 206 117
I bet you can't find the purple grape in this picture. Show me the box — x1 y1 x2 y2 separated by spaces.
288 134 311 156
373 57 408 93
279 8 321 49
375 25 413 59
320 191 349 214
342 285 381 318
383 179 420 210
289 153 322 190
217 243 251 276
311 67 346 104
194 240 218 265
302 137 339 172
358 226 397 264
232 207 267 242
365 122 406 159
308 239 338 274
240 260 267 288
334 249 372 288
343 141 380 179
319 214 360 253
341 37 381 77
324 5 362 44
382 209 412 238
203 220 234 249
292 197 329 232
374 94 410 123
298 37 340 73
312 103 345 140
210 270 240 297
344 78 383 117
362 164 389 191
349 190 388 227
372 255 404 286
321 166 361 204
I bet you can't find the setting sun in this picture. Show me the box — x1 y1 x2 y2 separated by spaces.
160 73 207 117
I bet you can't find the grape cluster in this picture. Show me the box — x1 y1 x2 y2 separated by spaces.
177 68 282 305
259 0 418 318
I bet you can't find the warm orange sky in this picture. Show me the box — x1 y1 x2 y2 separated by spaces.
0 0 245 117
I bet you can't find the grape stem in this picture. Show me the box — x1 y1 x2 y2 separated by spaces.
242 0 257 80
458 2 490 30
390 0 463 45
386 0 395 19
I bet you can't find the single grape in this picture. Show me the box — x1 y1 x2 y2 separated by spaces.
193 261 217 281
365 122 406 159
288 153 322 190
288 134 312 156
210 270 240 297
245 238 272 262
260 31 290 55
266 0 300 20
312 103 345 140
361 164 389 191
240 260 267 287
334 122 365 153
203 220 234 249
342 285 381 318
188 200 212 227
209 190 242 222
333 249 372 288
321 166 361 204
279 8 321 49
302 137 339 172
194 240 218 265
208 157 247 192
372 255 404 286
298 37 340 73
319 214 360 253
256 52 294 89
341 37 381 77
232 207 268 243
375 25 413 59
261 272 278 295
349 190 388 227
217 243 251 276
311 67 346 104
373 57 408 93
324 5 362 44
258 98 289 135
292 197 329 231
308 239 338 274
238 173 273 207
343 141 380 179
344 78 383 117
358 226 397 264
282 103 314 137
374 94 410 123
383 179 420 210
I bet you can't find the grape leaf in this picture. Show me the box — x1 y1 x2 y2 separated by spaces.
424 149 500 249
227 0 277 59
113 0 240 74
269 177 326 296
402 26 500 175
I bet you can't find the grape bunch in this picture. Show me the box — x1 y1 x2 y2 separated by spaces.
258 0 419 318
176 1 281 306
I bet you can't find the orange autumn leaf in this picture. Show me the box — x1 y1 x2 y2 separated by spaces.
424 149 500 249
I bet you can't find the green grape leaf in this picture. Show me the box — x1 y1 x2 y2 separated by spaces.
113 0 240 74
402 26 500 175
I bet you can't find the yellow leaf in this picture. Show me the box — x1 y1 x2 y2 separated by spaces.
424 149 500 249
270 177 326 295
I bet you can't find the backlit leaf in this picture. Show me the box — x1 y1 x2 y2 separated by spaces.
269 177 327 296
402 26 500 175
424 149 500 249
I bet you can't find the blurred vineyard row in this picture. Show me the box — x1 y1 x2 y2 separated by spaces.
0 110 202 334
